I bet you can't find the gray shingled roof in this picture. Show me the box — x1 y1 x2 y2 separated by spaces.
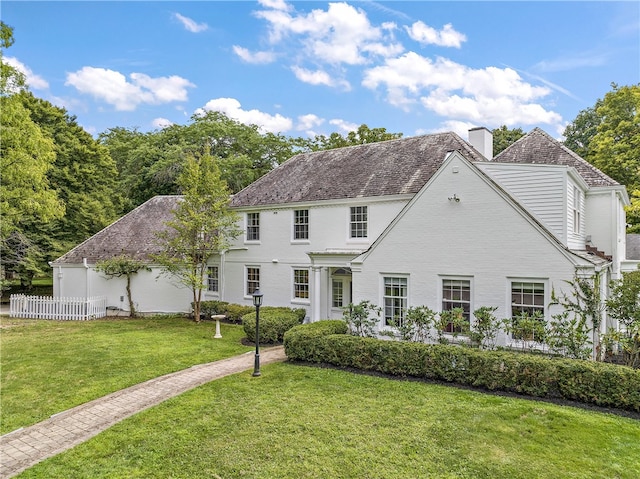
627 234 640 260
53 196 180 265
493 128 618 187
230 132 485 207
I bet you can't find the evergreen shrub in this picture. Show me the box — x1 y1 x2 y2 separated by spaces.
283 322 640 412
242 307 305 344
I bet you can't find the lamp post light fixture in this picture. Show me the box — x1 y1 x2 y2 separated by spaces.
252 289 263 377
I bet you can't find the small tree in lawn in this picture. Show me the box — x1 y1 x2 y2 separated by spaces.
95 254 149 317
154 153 240 322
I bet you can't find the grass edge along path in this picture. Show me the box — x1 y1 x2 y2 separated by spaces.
0 316 253 434
17 362 640 479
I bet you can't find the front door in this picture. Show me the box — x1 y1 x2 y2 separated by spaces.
330 268 352 319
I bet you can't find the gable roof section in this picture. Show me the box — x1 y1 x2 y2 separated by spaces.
230 132 486 208
53 196 180 265
353 151 605 269
493 128 617 187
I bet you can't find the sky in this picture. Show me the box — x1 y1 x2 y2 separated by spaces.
3 1 639 140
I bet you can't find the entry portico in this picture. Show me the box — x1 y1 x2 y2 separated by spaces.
307 250 362 321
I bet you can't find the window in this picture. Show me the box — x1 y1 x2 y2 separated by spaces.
572 186 581 234
442 279 471 333
383 277 407 326
293 209 309 240
207 266 219 292
511 282 544 317
293 269 309 300
246 267 260 295
332 280 344 308
350 206 368 238
246 212 260 241
511 281 545 341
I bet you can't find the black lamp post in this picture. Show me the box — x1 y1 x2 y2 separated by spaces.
252 289 263 377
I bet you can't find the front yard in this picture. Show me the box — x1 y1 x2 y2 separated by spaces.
2 317 639 478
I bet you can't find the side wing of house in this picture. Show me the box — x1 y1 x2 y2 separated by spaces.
351 151 603 347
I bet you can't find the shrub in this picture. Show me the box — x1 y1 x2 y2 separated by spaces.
283 323 640 412
197 301 230 320
284 320 348 361
226 304 255 323
243 308 304 344
343 301 380 337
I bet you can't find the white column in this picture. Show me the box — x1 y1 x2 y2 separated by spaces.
312 266 322 322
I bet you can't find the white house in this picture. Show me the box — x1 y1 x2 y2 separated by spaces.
52 127 636 347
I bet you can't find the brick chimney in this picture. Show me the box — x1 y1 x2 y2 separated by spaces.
468 127 493 160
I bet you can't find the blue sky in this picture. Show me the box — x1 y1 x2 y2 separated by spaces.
3 1 639 139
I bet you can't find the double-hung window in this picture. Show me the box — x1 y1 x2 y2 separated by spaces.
572 186 581 234
246 267 260 295
510 281 545 341
207 266 219 293
383 277 407 326
246 212 260 241
350 206 368 239
293 269 310 300
293 209 309 240
441 279 471 333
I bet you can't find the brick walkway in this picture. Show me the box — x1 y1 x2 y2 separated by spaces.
0 346 286 478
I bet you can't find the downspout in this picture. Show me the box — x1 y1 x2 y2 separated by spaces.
83 258 90 299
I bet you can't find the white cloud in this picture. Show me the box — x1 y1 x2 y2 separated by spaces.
255 1 400 65
173 13 208 33
362 52 561 127
329 118 359 134
291 66 351 90
65 67 194 111
258 0 291 11
233 46 276 64
296 113 325 136
4 56 49 89
152 117 174 129
405 21 466 48
195 97 293 133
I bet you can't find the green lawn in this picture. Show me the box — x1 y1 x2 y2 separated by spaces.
18 363 640 479
3 317 639 478
0 316 252 434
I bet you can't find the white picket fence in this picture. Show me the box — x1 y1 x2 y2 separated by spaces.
9 294 107 320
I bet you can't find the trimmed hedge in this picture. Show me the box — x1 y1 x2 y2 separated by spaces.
283 321 640 412
242 307 306 344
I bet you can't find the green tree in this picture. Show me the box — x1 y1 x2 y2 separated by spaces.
0 95 64 235
16 92 121 255
0 21 25 95
95 255 150 317
605 270 640 368
154 153 240 322
304 124 402 151
492 125 525 156
100 111 299 211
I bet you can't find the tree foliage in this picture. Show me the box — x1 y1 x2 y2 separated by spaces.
153 153 240 322
301 124 402 151
492 125 525 156
605 270 640 368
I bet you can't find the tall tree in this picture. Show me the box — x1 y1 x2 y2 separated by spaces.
492 125 525 156
16 92 122 253
154 153 240 322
